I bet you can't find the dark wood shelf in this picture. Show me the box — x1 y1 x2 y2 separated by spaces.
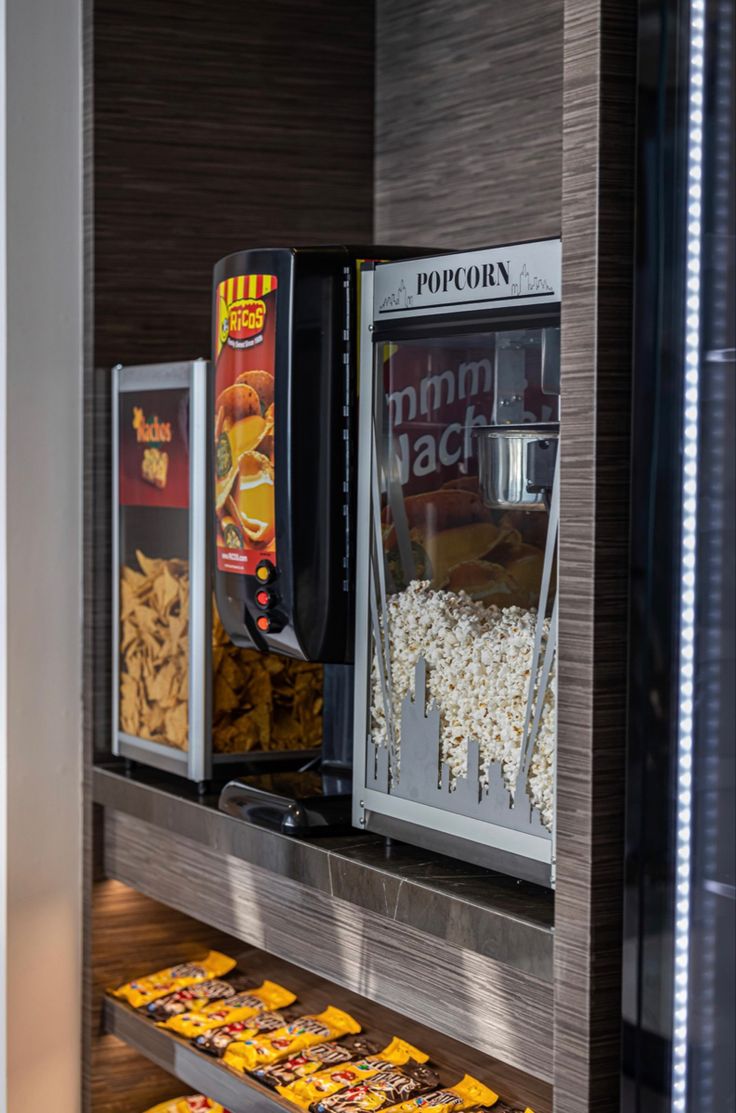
103 942 553 1113
93 764 553 978
104 996 292 1113
94 764 555 1082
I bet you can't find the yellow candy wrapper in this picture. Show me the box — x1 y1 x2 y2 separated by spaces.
223 1005 361 1074
490 1105 534 1113
112 952 236 1009
162 980 296 1037
279 1037 429 1110
147 977 249 1022
142 1098 228 1113
254 1037 379 1089
194 1010 291 1057
382 1074 498 1113
306 1061 441 1113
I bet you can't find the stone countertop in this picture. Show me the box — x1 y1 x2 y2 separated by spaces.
93 762 554 981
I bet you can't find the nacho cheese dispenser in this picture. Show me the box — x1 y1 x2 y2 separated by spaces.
213 247 360 665
214 247 428 831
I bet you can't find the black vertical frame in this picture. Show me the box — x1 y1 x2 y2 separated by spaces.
687 2 735 1108
623 1 735 1111
623 3 690 1106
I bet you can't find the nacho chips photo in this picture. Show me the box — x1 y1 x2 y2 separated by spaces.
119 550 190 749
119 550 323 756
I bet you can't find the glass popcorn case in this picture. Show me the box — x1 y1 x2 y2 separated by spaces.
353 242 561 885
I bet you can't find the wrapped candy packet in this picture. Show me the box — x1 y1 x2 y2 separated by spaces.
142 1098 229 1113
223 1006 361 1074
162 980 296 1037
308 1062 441 1113
381 1074 498 1113
280 1037 430 1109
486 1105 535 1113
194 1010 293 1057
112 952 236 1009
254 1037 379 1089
146 976 249 1021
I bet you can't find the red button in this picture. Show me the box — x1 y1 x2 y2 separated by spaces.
256 615 271 632
255 589 271 608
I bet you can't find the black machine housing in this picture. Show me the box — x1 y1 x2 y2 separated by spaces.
213 245 428 665
213 246 360 663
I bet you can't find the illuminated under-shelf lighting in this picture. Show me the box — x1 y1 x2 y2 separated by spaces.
671 2 705 1111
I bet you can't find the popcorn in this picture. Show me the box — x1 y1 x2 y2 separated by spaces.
371 581 555 829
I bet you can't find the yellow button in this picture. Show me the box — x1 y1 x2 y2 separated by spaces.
255 560 276 584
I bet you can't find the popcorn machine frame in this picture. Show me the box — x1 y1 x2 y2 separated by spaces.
352 242 561 886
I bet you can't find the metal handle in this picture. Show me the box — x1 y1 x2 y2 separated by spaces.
515 449 560 800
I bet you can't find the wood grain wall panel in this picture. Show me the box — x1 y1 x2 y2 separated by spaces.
94 0 375 370
374 0 563 247
555 1 637 1111
103 809 555 1082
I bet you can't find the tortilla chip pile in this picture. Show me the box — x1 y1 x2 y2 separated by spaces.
212 608 323 754
119 549 323 754
119 551 189 749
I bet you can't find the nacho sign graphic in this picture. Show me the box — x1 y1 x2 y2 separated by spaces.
214 275 278 575
118 389 189 509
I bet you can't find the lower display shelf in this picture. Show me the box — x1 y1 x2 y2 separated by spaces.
100 932 553 1113
104 996 293 1113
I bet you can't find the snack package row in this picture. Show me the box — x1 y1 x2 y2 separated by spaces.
114 958 533 1113
142 1098 230 1113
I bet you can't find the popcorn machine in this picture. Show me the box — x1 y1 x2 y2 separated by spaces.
353 241 561 885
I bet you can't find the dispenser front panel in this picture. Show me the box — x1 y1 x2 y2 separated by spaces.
117 384 191 751
112 360 208 782
214 273 278 576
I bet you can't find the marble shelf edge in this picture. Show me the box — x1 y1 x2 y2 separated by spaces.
100 806 554 1081
92 765 554 982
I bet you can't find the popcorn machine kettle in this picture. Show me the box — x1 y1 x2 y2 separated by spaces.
352 241 561 884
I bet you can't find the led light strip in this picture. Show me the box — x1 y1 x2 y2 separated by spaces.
672 2 705 1110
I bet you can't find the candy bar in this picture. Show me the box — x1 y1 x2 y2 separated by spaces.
162 980 295 1037
255 1037 379 1089
223 1006 361 1074
280 1037 429 1110
111 952 235 1009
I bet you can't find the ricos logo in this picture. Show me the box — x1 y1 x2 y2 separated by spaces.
228 297 266 341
